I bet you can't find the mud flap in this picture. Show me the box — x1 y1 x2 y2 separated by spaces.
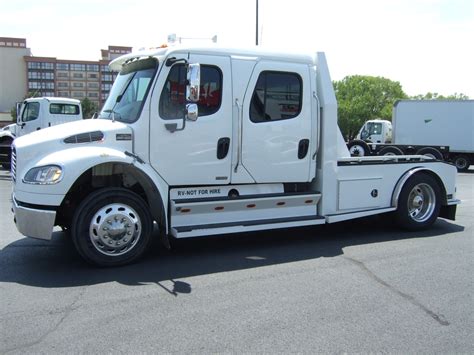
440 204 457 221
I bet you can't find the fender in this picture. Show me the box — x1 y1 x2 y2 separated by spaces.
391 167 448 208
15 146 170 236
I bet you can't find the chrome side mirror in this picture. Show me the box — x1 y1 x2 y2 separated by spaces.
186 103 198 121
186 63 200 102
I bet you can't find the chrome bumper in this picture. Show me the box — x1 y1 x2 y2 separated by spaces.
12 197 56 241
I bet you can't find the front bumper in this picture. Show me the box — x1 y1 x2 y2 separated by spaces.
12 197 56 241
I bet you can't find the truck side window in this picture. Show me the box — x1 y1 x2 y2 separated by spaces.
49 103 80 115
159 64 222 119
22 102 40 122
250 71 302 122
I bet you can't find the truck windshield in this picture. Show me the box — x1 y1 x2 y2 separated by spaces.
100 57 158 123
366 122 382 135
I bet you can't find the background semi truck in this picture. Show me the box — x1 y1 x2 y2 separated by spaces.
0 97 83 168
347 100 474 171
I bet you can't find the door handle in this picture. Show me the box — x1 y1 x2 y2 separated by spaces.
298 139 309 159
217 137 230 160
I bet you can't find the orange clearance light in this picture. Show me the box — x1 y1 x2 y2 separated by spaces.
159 44 168 48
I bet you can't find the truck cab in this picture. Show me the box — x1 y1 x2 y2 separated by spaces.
356 119 392 143
0 97 83 169
10 46 459 267
16 97 83 136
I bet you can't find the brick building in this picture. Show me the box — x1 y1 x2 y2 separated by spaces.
0 37 131 121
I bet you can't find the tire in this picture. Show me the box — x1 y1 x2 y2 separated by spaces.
416 147 443 160
378 146 403 156
71 188 154 267
453 155 470 172
395 173 441 230
347 140 370 157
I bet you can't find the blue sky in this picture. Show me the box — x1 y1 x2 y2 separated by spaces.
1 0 473 97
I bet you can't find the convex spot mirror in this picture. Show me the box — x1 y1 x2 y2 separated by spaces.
186 63 200 102
186 103 198 121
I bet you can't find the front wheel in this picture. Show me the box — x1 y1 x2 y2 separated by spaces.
347 140 370 157
453 155 470 172
395 173 441 230
72 188 153 267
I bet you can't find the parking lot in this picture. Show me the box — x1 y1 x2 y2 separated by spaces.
0 167 473 353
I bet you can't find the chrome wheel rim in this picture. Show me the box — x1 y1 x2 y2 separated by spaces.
349 145 365 156
407 183 436 222
89 203 142 256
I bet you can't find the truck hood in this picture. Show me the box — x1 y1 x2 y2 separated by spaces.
15 119 129 147
14 119 133 167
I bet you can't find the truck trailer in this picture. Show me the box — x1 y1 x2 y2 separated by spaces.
348 100 474 171
10 46 459 266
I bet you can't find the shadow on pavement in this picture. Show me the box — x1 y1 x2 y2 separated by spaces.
0 215 464 292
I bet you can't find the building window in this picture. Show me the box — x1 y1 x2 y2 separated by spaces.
88 92 99 98
28 82 55 89
56 63 69 70
88 73 98 79
73 73 84 79
250 71 302 123
72 82 84 88
57 82 68 88
102 74 113 82
101 65 111 73
70 64 86 71
57 91 70 96
86 64 99 72
101 83 112 91
72 92 85 98
88 82 99 89
27 62 41 69
57 72 69 78
41 62 54 70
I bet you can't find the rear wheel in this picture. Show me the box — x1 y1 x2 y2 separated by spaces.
453 155 470 172
416 147 443 160
378 146 403 156
72 188 153 267
395 173 441 230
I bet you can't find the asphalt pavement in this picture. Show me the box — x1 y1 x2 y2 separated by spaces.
0 167 473 353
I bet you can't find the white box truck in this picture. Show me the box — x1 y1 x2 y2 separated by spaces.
348 100 474 171
0 97 83 168
10 46 459 267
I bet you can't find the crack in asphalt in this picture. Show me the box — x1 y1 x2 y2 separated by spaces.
344 256 450 326
3 286 86 354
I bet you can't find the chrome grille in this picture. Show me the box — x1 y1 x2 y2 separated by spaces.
11 146 16 182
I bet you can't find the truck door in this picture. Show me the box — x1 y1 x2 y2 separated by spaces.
18 101 41 136
149 54 232 186
239 62 313 183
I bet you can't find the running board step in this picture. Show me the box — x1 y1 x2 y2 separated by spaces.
170 192 322 238
171 215 326 238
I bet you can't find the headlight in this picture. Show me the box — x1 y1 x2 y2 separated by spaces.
23 165 63 184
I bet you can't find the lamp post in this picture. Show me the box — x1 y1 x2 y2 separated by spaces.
256 0 259 45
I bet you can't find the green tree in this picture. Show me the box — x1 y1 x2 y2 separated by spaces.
81 97 99 119
411 92 469 100
333 75 407 140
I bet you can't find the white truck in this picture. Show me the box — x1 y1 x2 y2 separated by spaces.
348 100 474 171
11 46 459 267
0 97 83 169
